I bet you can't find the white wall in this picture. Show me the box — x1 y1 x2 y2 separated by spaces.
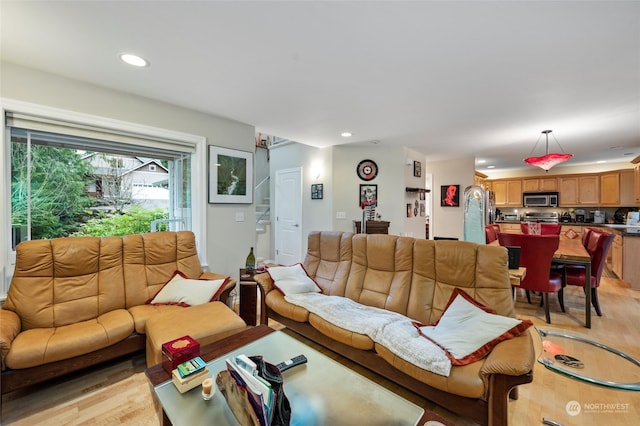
331 145 406 235
0 62 256 283
268 142 333 258
425 157 476 240
403 147 428 238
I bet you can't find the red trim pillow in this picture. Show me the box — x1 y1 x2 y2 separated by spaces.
267 263 322 296
147 270 230 307
412 288 532 365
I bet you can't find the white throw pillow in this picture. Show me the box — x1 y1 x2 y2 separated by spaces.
414 289 532 365
268 264 321 296
148 271 229 307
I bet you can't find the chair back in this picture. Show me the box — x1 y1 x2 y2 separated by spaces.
485 225 498 243
581 227 593 247
586 230 615 288
497 233 560 292
521 223 562 235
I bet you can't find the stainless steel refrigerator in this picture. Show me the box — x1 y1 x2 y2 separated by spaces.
463 185 495 244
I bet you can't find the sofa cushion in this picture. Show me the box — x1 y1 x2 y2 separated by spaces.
123 231 205 308
4 309 134 369
268 264 321 296
414 289 532 366
303 231 353 296
144 302 248 367
4 236 125 330
375 343 486 399
127 304 186 334
264 291 311 323
147 270 229 307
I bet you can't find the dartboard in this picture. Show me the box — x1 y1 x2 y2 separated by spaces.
356 159 378 181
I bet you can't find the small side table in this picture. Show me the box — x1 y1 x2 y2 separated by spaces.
239 268 258 326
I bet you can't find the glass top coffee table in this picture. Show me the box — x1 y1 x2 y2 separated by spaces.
146 326 432 426
536 328 640 391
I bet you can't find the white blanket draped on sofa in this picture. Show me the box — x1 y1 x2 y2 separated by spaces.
284 293 452 376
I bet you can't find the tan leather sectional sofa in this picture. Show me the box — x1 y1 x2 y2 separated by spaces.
255 231 535 426
0 231 245 395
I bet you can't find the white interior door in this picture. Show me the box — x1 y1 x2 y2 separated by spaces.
275 168 302 265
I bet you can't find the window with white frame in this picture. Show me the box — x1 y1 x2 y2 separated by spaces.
2 103 207 298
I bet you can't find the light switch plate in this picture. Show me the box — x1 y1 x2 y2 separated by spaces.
235 212 245 222
336 211 347 219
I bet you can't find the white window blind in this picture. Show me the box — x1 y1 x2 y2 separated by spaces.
6 111 196 158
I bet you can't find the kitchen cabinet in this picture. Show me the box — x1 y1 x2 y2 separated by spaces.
499 223 521 233
600 172 620 206
475 171 488 188
600 171 634 206
522 177 558 192
558 175 599 206
493 179 522 207
610 232 623 279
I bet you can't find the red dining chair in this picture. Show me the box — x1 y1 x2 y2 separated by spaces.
558 230 614 316
520 223 562 235
485 225 498 243
498 232 563 323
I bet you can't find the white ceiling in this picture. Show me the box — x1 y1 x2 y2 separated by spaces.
1 1 639 174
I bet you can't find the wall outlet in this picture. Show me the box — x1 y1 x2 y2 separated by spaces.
336 211 347 219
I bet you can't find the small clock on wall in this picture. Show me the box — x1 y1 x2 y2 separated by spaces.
356 159 378 181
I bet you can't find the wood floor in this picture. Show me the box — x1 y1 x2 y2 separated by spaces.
2 270 639 426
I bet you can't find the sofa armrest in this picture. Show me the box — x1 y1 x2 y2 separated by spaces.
253 272 274 294
481 330 535 378
0 309 21 370
253 273 274 325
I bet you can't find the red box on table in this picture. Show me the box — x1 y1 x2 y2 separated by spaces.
161 335 200 374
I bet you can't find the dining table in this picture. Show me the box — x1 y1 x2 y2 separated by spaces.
490 237 592 328
552 238 592 328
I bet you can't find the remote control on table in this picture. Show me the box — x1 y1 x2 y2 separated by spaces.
277 355 307 372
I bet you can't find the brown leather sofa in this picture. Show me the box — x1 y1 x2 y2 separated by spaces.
0 231 245 394
255 231 535 426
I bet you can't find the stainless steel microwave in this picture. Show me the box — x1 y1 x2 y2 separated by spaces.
522 192 559 207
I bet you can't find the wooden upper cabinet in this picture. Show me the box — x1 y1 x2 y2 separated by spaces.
558 175 599 206
600 172 620 206
522 177 558 192
558 177 579 205
578 175 599 205
493 179 522 207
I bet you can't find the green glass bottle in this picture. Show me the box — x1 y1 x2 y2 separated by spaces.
245 247 256 272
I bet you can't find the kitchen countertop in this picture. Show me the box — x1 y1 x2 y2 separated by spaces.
495 221 640 236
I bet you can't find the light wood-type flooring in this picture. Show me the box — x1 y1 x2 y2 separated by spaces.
2 269 639 426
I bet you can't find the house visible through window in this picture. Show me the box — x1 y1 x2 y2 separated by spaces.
9 128 192 248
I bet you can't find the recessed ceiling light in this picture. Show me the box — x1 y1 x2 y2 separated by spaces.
477 159 486 164
120 53 149 67
487 165 496 169
597 160 606 164
341 132 352 138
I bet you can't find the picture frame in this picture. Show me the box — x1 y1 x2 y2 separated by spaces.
440 184 460 207
311 183 324 200
208 145 253 204
413 161 422 177
359 184 378 207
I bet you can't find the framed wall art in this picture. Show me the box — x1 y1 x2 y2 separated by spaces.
311 183 324 199
413 161 422 177
208 145 253 204
440 184 460 207
359 184 378 207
